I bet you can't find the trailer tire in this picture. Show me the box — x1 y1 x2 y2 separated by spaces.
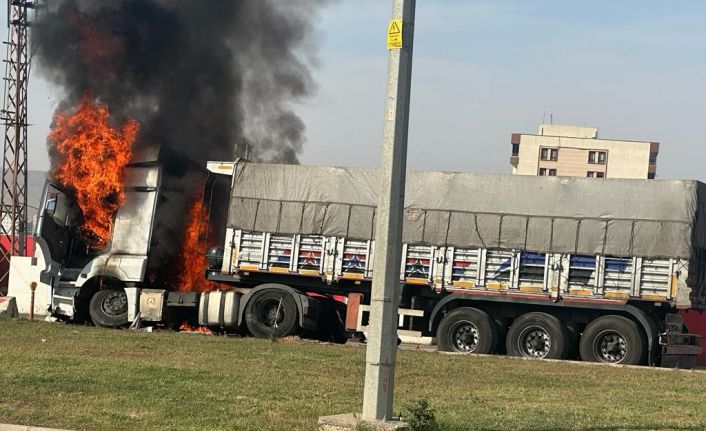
244 289 299 339
580 315 645 365
437 307 499 354
89 288 129 328
506 312 569 360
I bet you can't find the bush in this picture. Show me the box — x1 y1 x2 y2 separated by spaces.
403 399 438 431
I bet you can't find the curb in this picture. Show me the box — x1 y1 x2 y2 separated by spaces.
0 424 74 431
436 350 706 373
0 297 19 319
347 340 706 373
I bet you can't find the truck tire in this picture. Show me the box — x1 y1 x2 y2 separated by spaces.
506 312 569 360
244 289 299 339
89 288 129 328
579 315 645 365
437 307 499 354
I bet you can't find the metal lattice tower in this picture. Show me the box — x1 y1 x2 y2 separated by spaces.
0 0 37 292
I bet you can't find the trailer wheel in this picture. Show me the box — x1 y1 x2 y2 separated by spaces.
89 288 129 328
437 307 499 354
244 289 298 339
506 312 569 360
579 315 645 365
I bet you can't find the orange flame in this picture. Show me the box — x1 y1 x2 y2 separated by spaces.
179 321 212 334
175 190 219 292
49 96 138 248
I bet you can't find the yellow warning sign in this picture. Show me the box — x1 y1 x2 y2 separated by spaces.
387 19 402 49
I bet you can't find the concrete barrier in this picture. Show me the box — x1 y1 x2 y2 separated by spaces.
0 297 19 319
7 255 51 317
318 413 408 431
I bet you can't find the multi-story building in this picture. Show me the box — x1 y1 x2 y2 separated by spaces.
510 124 658 179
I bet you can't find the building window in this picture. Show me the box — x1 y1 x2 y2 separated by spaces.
539 168 557 176
648 172 655 179
540 147 558 161
588 151 607 164
649 152 658 165
512 143 519 156
587 171 605 178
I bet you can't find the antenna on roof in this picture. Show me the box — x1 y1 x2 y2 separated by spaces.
550 113 553 125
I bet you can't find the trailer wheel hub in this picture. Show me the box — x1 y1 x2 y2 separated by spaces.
449 320 479 353
594 330 627 363
520 326 551 358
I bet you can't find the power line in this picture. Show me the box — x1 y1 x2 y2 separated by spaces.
0 0 41 293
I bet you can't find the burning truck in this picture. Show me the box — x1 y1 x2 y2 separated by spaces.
36 144 230 328
20 0 330 332
17 157 706 368
10 0 704 367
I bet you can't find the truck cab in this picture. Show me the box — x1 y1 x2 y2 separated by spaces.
34 153 162 326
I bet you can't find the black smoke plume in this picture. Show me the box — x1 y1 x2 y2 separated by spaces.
32 0 327 288
34 0 325 165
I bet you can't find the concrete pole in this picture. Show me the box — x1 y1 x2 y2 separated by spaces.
362 0 416 422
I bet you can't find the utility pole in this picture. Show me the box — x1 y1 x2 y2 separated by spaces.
362 0 415 422
0 0 37 293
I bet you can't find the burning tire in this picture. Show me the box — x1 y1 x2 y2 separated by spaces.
89 288 129 328
244 289 298 339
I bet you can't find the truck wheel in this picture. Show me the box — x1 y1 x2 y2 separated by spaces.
506 312 569 360
244 289 298 339
89 288 129 328
437 307 499 354
579 315 645 365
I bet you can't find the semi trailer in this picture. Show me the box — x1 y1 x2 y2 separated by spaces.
17 159 705 367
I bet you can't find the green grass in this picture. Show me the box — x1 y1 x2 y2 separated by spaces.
1 320 705 431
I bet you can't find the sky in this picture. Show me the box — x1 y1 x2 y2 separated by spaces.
16 0 706 180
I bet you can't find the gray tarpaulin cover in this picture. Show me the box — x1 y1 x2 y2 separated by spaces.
227 162 706 259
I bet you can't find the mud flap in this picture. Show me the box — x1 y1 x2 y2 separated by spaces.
296 293 321 331
659 313 703 369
